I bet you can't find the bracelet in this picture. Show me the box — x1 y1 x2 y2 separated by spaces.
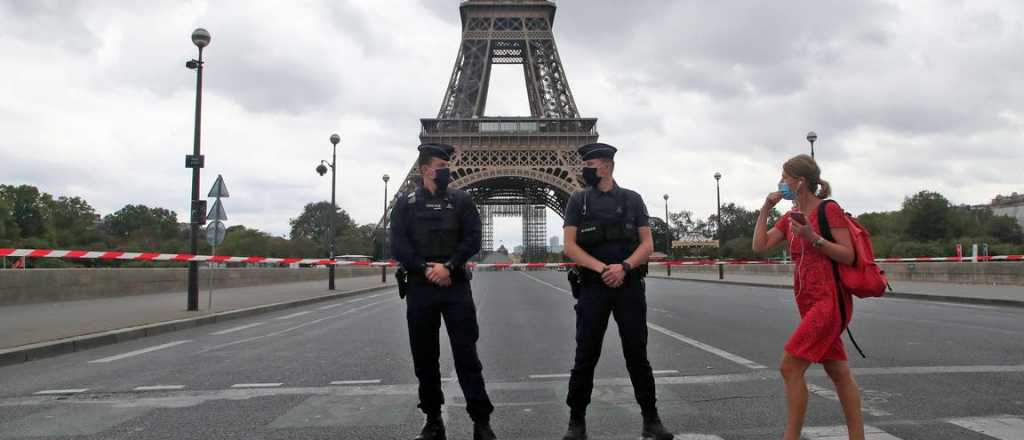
621 261 632 272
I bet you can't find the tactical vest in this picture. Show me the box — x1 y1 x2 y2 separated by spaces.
575 188 639 252
409 189 461 261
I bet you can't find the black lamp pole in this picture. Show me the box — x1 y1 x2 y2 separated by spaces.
662 194 670 253
807 131 818 159
715 172 723 280
186 28 210 312
328 134 340 290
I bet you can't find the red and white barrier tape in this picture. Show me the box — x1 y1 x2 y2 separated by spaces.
2 248 1020 269
0 248 397 267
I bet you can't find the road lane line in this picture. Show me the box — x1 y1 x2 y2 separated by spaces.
674 435 724 440
519 269 769 371
653 369 679 375
529 373 570 379
948 416 1024 439
274 311 312 320
519 271 571 294
646 322 768 370
802 425 902 439
197 298 395 353
330 380 382 385
210 322 265 335
806 383 891 417
231 383 283 388
88 340 192 363
134 385 185 391
33 389 88 395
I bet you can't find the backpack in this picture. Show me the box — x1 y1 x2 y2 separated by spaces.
817 200 894 358
817 200 892 298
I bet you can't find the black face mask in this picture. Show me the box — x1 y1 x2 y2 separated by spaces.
581 167 601 187
432 168 452 192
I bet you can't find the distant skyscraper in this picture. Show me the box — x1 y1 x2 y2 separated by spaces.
550 236 560 247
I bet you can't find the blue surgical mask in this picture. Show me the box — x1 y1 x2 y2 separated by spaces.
779 181 796 200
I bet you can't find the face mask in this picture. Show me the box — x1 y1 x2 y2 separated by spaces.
779 181 796 200
581 167 601 187
432 167 452 192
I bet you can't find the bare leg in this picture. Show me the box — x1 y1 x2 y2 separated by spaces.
823 360 865 440
780 352 811 440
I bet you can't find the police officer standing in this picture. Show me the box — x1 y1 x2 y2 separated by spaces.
561 143 674 440
390 143 496 440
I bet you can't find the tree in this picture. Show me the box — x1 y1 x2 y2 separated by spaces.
289 201 359 256
649 217 671 254
0 185 54 242
984 215 1024 244
0 197 19 243
101 204 180 251
46 196 102 247
857 211 904 237
902 191 955 241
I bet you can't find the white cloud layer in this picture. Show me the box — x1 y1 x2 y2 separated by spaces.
2 0 1021 248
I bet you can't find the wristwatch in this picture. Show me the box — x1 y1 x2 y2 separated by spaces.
621 261 632 272
812 236 827 248
443 261 455 272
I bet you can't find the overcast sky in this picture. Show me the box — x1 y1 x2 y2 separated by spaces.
2 0 1022 250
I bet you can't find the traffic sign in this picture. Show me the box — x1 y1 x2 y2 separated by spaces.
206 221 226 246
208 175 230 198
207 199 228 222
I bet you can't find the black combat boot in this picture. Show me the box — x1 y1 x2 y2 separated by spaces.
561 416 587 440
473 420 497 440
641 413 674 440
413 413 445 440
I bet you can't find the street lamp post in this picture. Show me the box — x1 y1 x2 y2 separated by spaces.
185 28 211 312
714 172 723 280
806 131 818 159
316 134 341 290
382 174 390 283
663 193 671 276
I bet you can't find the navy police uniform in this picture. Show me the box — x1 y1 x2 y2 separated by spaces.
389 144 494 427
563 143 662 424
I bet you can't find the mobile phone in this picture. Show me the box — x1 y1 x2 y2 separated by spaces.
790 211 807 225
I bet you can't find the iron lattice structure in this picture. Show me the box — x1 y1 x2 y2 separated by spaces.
381 0 597 262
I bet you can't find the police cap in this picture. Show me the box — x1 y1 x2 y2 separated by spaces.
577 142 617 161
417 143 455 161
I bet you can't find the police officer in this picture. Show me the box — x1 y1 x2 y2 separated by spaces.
561 143 674 440
390 143 496 440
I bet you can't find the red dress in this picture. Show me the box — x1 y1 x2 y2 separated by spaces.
772 201 853 363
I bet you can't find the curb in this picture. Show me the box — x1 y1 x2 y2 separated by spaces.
647 276 1024 308
0 283 396 367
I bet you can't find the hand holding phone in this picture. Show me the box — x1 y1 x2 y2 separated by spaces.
790 211 807 225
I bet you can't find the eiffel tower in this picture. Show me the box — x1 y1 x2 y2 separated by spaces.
383 0 597 262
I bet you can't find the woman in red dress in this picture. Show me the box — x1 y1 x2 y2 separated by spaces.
752 154 865 440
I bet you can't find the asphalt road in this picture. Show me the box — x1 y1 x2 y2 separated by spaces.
0 271 1022 439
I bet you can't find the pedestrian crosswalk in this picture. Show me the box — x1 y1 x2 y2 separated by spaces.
948 416 1024 439
667 418 1024 439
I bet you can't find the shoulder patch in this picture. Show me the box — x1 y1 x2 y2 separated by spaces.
406 191 417 205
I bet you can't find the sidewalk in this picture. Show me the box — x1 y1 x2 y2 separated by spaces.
0 276 394 351
649 271 1024 306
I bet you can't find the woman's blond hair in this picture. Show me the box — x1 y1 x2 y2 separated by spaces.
783 154 831 199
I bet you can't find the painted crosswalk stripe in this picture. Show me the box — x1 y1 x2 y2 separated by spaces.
133 385 185 391
330 379 383 385
529 373 570 379
948 416 1024 439
646 322 768 370
802 425 901 439
653 369 679 375
806 383 891 417
674 435 724 440
231 383 283 388
33 389 88 395
210 322 264 335
274 311 312 320
88 340 191 363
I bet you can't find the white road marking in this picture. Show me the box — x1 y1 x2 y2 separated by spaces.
529 373 570 379
646 322 768 370
802 425 902 439
133 385 185 391
441 377 455 382
519 271 571 293
329 379 382 385
948 416 1024 439
653 369 679 375
230 383 283 388
197 299 394 353
210 322 264 335
674 435 724 440
33 389 88 395
274 311 312 320
519 265 770 371
88 340 192 363
806 383 892 417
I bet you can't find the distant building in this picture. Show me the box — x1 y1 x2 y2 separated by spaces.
990 193 1024 227
497 245 509 255
549 235 563 253
513 245 524 255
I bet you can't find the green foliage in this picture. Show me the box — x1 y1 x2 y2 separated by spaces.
902 190 955 241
